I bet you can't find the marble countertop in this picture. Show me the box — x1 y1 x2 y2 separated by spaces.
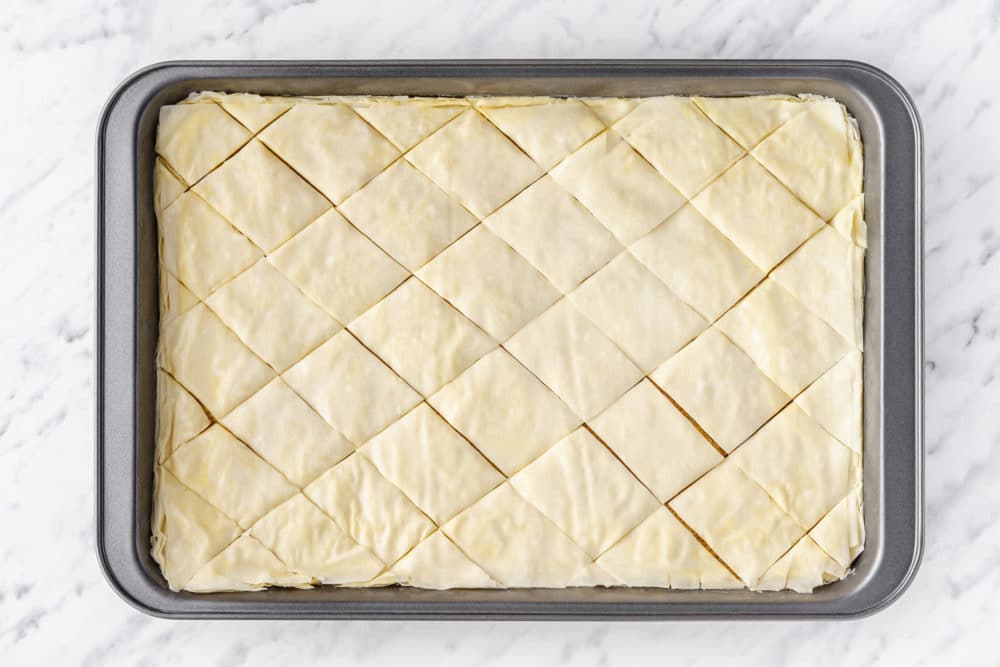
2 0 997 664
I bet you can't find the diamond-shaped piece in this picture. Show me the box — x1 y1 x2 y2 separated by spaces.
477 98 604 169
631 205 763 321
691 156 824 271
589 380 722 502
510 428 660 557
339 160 478 271
669 460 804 585
484 176 623 293
416 226 560 341
361 403 503 524
406 109 541 218
305 453 435 564
693 95 806 150
159 270 199 326
160 304 276 417
795 350 863 454
259 103 400 203
615 97 744 198
185 534 312 592
650 327 788 452
250 494 385 585
550 131 686 243
152 468 242 591
269 209 408 324
206 259 342 371
715 280 852 396
729 404 861 529
582 97 639 126
221 378 354 487
596 506 740 589
391 530 497 589
156 103 251 184
349 278 497 396
165 424 297 528
350 97 466 150
751 98 863 221
154 158 186 212
809 484 864 568
831 194 867 247
219 95 291 132
392 530 498 590
193 140 331 252
156 370 210 463
505 299 644 421
428 349 581 475
159 192 263 299
569 253 707 372
282 330 421 445
442 483 592 587
752 535 846 593
771 225 865 346
569 563 622 587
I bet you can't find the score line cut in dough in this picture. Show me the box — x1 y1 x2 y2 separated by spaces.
152 91 866 594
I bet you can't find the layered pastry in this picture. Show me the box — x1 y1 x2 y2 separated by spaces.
152 91 865 593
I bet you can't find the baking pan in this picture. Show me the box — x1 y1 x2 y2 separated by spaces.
96 60 923 619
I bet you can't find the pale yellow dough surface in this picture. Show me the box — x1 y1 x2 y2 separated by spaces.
153 92 865 593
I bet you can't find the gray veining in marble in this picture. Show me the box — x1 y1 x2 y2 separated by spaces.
1 0 998 664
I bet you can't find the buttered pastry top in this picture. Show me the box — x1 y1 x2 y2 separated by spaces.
151 92 866 594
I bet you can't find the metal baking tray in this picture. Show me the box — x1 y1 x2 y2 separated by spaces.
96 60 923 619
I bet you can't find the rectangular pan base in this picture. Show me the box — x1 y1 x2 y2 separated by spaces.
97 60 922 619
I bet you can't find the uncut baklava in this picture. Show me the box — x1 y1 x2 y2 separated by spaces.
152 92 865 593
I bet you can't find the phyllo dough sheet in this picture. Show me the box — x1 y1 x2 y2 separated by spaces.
152 91 866 594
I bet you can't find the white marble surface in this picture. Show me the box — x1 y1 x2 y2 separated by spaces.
1 0 997 664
